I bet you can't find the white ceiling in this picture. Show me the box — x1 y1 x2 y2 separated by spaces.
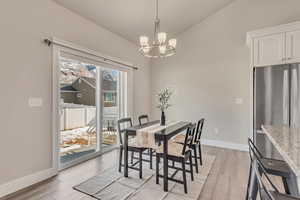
53 0 234 44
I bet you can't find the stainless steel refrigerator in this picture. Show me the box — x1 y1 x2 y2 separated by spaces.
254 63 300 143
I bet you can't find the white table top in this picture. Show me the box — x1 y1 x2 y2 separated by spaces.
262 125 300 177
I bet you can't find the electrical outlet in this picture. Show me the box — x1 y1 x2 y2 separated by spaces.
28 97 43 107
235 98 243 104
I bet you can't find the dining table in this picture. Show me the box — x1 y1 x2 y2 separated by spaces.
124 120 192 192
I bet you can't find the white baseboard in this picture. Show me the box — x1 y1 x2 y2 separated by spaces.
0 168 57 198
202 139 248 152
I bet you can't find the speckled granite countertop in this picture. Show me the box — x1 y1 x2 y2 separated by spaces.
262 125 300 176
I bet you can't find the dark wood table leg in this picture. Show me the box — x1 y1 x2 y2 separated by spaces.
124 131 128 177
163 136 168 192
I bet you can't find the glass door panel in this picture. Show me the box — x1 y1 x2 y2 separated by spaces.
100 68 120 150
59 56 99 166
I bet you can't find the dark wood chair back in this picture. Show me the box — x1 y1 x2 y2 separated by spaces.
117 117 133 145
182 124 196 155
138 115 149 125
194 119 204 143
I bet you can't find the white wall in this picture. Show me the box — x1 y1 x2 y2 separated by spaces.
150 0 300 146
0 0 150 188
2 0 300 196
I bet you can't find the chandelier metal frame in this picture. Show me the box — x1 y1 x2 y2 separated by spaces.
139 0 177 58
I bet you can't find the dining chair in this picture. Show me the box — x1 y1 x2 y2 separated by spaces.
252 142 300 200
194 118 204 166
246 138 293 199
130 114 154 169
156 124 195 194
117 117 148 178
173 118 204 173
138 114 149 126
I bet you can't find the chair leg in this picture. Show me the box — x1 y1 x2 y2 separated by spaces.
139 150 143 179
119 147 123 172
182 159 188 194
198 143 203 166
193 145 199 173
150 149 153 169
156 155 160 184
131 151 134 164
189 153 194 181
282 177 291 195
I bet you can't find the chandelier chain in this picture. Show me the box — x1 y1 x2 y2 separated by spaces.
155 0 159 20
154 0 160 40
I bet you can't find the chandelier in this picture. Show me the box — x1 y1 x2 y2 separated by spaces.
139 0 177 58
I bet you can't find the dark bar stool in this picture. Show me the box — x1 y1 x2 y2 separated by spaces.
246 138 293 199
117 117 149 178
251 142 300 200
156 124 195 194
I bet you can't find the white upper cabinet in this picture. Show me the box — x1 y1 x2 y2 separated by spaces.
253 33 285 67
247 21 300 67
286 30 300 64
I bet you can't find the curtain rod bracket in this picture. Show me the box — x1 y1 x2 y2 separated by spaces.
44 39 52 46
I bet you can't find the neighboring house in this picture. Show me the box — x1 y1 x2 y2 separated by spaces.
60 73 117 107
60 85 80 105
102 72 117 107
72 77 96 106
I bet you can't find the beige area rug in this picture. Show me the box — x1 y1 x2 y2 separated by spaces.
74 154 215 200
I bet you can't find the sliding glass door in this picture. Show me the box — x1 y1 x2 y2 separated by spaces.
57 51 129 169
59 56 100 166
100 68 120 150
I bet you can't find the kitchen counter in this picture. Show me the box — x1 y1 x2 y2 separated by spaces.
262 125 300 195
262 125 300 176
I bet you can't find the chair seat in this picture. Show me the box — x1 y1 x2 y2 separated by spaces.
156 141 190 157
261 158 291 178
128 138 139 147
264 191 300 200
173 133 200 145
172 133 185 143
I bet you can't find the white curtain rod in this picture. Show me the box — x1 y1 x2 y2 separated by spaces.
44 38 138 70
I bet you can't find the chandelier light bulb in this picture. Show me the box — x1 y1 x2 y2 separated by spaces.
159 45 166 54
140 36 149 46
158 32 167 44
169 39 177 48
143 47 150 53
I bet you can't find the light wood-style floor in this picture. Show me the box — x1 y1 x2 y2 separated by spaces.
3 146 251 200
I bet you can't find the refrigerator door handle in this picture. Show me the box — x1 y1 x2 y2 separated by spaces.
283 69 290 125
290 65 299 127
